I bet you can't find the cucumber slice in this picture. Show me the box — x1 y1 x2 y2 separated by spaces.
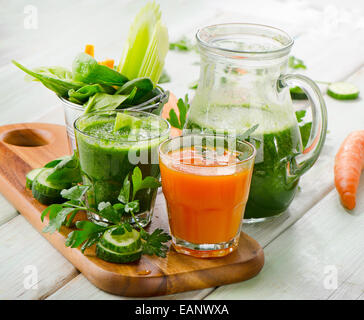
290 86 307 100
113 113 142 132
327 82 359 100
32 168 69 204
96 242 142 263
44 156 70 168
100 227 141 253
25 168 43 190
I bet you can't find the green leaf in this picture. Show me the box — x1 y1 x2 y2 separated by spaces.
141 228 171 257
61 185 89 202
288 56 307 70
158 69 171 84
65 220 107 251
167 109 180 129
131 167 143 198
140 176 161 190
68 84 115 103
72 52 128 86
25 66 73 82
167 94 190 130
84 93 129 114
237 124 259 141
46 153 81 185
169 37 195 52
115 77 154 95
118 175 131 204
295 110 306 123
98 202 121 224
299 122 312 148
12 60 84 97
124 200 139 214
188 80 198 90
41 204 63 222
42 207 76 234
131 167 161 199
111 225 126 236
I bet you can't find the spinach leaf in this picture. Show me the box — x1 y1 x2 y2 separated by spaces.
72 52 128 86
84 93 129 113
115 77 153 95
68 84 115 103
12 60 84 97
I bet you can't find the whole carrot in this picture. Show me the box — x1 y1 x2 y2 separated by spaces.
334 130 364 209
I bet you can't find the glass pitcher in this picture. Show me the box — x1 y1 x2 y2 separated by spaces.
185 23 327 222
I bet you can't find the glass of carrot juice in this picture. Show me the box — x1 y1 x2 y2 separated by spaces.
159 134 256 258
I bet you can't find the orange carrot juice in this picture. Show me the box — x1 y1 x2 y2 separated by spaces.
159 135 255 258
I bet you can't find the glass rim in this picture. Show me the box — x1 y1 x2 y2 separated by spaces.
74 109 171 143
59 86 168 111
159 134 256 168
196 23 294 58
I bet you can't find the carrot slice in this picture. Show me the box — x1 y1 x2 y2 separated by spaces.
99 59 115 69
85 44 94 57
334 130 364 210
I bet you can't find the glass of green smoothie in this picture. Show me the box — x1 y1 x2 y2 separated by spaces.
74 110 170 227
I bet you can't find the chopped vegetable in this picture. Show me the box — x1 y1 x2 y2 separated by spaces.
327 82 360 100
334 130 364 210
99 59 114 69
84 44 95 57
117 1 169 85
113 113 142 132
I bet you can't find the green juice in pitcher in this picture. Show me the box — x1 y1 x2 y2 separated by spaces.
185 23 327 221
185 102 303 220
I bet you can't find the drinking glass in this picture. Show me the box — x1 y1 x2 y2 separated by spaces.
74 110 170 227
159 134 256 258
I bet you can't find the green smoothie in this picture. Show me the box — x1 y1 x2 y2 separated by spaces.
185 102 302 219
75 111 170 226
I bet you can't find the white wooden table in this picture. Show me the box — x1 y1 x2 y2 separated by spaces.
1 0 364 300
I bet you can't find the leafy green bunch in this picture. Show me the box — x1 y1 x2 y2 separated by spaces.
41 166 171 257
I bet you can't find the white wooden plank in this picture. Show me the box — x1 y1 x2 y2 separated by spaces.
0 194 18 226
0 215 78 300
205 187 364 300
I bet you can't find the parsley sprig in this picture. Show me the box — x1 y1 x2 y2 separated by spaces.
41 167 171 258
167 94 190 129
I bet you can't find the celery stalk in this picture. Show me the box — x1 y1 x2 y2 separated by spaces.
117 1 168 85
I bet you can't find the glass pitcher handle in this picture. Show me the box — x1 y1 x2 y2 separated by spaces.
278 74 328 179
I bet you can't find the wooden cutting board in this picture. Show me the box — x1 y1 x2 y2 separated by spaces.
0 122 264 297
